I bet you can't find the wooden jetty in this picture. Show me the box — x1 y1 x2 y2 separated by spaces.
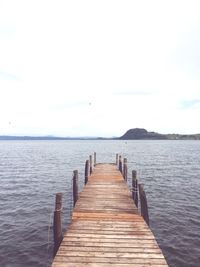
52 156 168 266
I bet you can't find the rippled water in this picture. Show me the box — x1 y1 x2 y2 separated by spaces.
0 140 200 267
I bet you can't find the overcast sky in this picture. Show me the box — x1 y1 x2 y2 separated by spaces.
0 0 200 137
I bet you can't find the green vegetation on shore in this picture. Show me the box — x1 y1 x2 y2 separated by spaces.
1 128 200 140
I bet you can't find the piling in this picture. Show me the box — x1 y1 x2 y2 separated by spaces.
123 158 128 181
89 155 92 175
73 170 78 207
119 155 123 173
84 160 89 185
139 183 149 226
132 170 138 208
53 193 63 256
94 152 96 166
116 153 119 167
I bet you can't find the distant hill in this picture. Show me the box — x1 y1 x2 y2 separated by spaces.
120 128 200 140
119 128 167 140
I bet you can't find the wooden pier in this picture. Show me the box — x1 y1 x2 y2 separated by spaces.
52 159 168 266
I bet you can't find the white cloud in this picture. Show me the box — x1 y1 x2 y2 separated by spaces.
0 0 200 136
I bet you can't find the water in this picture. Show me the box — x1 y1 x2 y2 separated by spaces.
0 140 200 267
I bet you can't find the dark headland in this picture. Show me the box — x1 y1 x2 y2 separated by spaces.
119 128 200 140
0 128 200 140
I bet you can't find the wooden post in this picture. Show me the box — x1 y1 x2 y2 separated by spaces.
53 193 63 256
132 170 138 208
89 155 92 174
73 170 78 207
119 155 122 173
116 153 119 166
94 152 96 166
139 184 149 226
85 160 89 184
123 158 128 181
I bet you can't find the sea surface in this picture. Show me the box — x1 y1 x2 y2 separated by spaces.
0 140 200 267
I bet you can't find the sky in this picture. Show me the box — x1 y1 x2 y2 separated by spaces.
0 0 200 137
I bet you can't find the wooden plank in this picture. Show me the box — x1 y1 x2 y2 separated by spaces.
72 209 138 214
62 237 157 244
56 251 165 259
61 241 160 247
53 256 168 264
53 264 167 267
68 228 151 233
71 220 148 227
65 232 154 238
69 224 149 230
69 225 149 230
58 246 163 253
72 212 143 220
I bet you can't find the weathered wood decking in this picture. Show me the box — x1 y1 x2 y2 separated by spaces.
52 163 168 266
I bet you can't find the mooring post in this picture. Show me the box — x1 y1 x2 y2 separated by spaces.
119 155 123 173
94 152 96 166
73 170 78 207
123 158 128 181
116 153 119 167
132 170 138 208
89 155 92 174
85 160 89 184
53 193 63 256
139 183 149 226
